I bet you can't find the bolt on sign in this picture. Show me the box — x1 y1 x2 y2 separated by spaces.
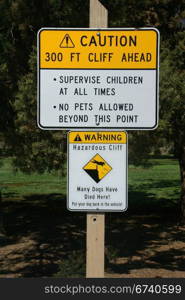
37 28 159 130
67 131 128 212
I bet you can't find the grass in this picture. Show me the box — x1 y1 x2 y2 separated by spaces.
128 157 181 211
0 158 67 201
0 157 181 209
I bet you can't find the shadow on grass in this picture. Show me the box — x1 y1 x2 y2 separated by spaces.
107 247 185 275
1 193 86 277
106 222 185 275
0 185 183 278
106 208 185 276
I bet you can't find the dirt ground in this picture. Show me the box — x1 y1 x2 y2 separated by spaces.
0 197 185 278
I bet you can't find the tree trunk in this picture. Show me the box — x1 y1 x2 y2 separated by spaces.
179 146 185 224
0 190 6 240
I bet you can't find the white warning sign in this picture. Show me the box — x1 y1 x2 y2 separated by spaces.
67 131 128 212
37 28 159 130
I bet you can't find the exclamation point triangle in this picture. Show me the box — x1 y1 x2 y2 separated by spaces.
59 34 75 48
74 134 82 142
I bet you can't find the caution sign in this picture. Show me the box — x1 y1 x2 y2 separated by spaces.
83 154 112 183
67 131 128 212
37 28 159 130
38 28 158 69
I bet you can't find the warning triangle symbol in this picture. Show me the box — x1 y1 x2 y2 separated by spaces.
59 34 75 48
74 134 82 142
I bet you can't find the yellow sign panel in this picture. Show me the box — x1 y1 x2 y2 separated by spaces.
38 28 159 69
69 131 127 144
83 154 112 183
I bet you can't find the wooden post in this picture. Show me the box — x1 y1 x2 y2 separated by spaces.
89 0 108 28
86 0 108 278
86 213 105 277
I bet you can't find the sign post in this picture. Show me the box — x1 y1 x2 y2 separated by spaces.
86 0 107 278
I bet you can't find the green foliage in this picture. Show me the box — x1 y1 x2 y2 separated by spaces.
159 31 185 160
0 0 89 173
13 48 67 174
54 251 85 278
102 0 185 34
128 132 157 167
106 245 119 263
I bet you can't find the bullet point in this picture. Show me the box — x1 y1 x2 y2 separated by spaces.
53 78 56 81
53 106 56 109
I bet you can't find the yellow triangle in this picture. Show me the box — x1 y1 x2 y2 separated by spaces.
59 34 75 48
